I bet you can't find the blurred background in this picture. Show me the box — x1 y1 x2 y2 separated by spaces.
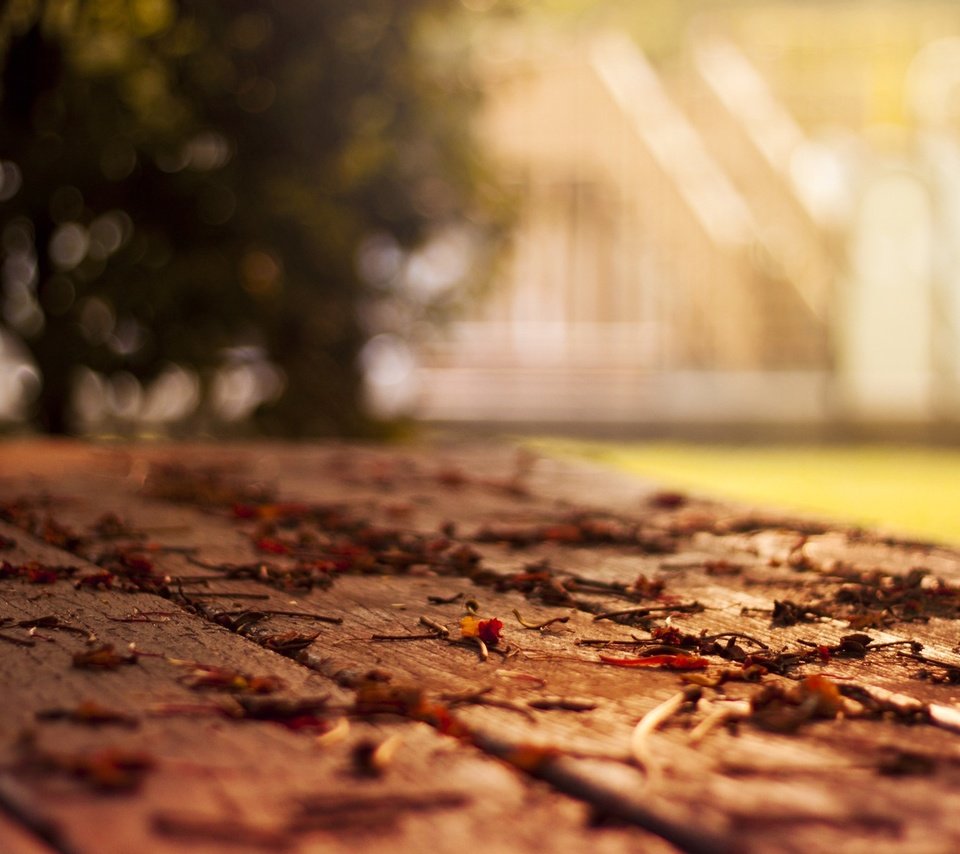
420 0 960 437
3 1 960 538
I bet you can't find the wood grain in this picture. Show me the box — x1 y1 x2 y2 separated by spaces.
2 439 960 853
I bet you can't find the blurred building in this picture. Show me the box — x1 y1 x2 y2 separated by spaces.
412 3 960 435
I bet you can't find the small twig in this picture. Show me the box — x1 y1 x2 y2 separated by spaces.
36 702 140 728
493 669 548 688
566 575 633 594
593 603 702 622
354 733 404 776
442 687 536 720
151 812 290 848
528 697 597 712
108 610 177 624
17 616 90 636
220 608 343 625
288 792 469 833
181 591 270 600
688 699 752 744
441 686 491 702
418 616 450 636
315 717 350 747
629 644 694 656
513 609 570 630
469 730 729 854
0 630 33 647
426 592 463 605
574 637 648 648
867 639 923 653
473 635 489 661
147 702 235 719
631 688 700 788
701 632 769 650
371 632 445 642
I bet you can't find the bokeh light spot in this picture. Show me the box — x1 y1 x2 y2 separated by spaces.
49 223 90 270
79 297 116 345
0 161 23 201
241 249 283 297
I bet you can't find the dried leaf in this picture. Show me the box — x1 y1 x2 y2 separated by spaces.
74 571 116 590
353 681 425 717
749 674 845 733
260 631 320 655
72 644 138 669
175 662 284 694
67 747 155 791
36 700 139 727
19 739 154 792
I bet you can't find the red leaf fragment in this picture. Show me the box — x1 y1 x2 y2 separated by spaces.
541 524 582 543
118 552 154 575
477 618 503 645
234 502 314 523
27 564 61 584
0 560 77 584
280 715 332 733
648 490 687 509
254 536 292 555
650 626 690 647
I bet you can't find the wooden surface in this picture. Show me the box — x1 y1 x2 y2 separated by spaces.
2 439 960 853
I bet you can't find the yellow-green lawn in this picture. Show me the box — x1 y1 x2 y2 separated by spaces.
532 439 960 546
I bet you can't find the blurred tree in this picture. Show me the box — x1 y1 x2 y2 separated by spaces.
0 0 498 435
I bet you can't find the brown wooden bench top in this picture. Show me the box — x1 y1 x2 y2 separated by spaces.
2 438 959 853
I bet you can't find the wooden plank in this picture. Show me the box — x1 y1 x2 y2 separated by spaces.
0 444 682 854
3 439 960 853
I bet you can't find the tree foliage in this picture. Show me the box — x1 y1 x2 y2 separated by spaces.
0 0 497 435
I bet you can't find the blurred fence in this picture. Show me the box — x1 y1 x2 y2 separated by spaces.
412 16 960 432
